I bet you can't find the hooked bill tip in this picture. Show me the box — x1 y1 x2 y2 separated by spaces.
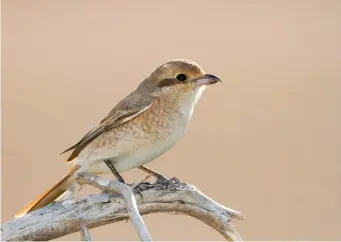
194 74 221 86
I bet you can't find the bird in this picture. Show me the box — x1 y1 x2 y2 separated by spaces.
15 59 221 218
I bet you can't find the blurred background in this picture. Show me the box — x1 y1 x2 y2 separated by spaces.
2 0 340 240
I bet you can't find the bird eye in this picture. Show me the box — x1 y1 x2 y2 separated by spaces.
176 74 187 82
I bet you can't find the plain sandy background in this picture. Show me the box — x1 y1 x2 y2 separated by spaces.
2 0 340 240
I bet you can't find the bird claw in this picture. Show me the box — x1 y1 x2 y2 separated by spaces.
155 174 169 184
132 181 153 193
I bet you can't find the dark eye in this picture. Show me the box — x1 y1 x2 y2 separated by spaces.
176 74 187 82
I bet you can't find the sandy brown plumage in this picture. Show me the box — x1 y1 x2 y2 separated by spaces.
61 91 153 162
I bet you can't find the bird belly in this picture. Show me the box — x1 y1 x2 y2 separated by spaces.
113 128 184 172
84 120 188 175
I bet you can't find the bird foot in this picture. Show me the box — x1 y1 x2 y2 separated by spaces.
154 174 169 184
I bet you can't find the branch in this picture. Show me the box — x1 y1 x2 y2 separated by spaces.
77 173 151 241
1 175 244 241
80 221 92 241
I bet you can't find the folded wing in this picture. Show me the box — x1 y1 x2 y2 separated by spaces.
61 91 152 162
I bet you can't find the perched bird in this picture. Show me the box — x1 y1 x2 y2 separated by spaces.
15 59 221 218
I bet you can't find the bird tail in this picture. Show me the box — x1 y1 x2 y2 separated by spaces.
14 165 80 218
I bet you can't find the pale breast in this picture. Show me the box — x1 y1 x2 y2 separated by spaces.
113 114 189 172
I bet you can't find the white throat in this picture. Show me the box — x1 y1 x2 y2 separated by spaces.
178 86 206 117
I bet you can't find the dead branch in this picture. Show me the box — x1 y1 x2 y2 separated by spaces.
1 175 244 241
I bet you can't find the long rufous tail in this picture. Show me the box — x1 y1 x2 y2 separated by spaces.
15 165 80 218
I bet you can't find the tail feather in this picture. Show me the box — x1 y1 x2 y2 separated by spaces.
15 165 79 218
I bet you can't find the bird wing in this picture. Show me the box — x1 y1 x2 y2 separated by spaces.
61 91 152 162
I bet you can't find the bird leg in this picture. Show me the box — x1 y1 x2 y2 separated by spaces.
104 160 126 184
138 165 168 182
102 160 146 199
103 161 168 186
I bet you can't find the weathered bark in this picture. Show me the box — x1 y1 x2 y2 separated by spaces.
1 175 243 241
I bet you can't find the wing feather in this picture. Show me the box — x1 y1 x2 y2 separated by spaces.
61 90 152 162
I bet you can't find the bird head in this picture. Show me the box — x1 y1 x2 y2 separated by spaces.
138 59 221 98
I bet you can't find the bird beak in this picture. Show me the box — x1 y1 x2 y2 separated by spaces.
193 74 222 86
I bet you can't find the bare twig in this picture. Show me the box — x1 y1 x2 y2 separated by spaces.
1 176 244 241
80 221 92 241
77 173 151 241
